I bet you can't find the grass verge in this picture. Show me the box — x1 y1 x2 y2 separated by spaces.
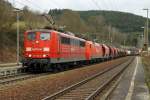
142 56 150 92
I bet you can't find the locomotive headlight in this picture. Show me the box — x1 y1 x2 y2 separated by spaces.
28 54 32 57
43 47 49 52
26 47 32 51
43 54 46 57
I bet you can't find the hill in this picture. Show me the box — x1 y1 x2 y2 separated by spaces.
49 9 149 48
49 9 147 33
79 10 146 32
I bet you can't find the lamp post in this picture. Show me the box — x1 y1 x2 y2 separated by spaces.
143 8 149 53
13 8 22 65
141 27 145 50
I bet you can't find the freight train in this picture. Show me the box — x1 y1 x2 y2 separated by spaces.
22 29 138 72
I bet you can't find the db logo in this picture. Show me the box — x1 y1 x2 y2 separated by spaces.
32 48 42 51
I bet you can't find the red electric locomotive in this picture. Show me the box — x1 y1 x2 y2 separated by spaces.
85 42 103 63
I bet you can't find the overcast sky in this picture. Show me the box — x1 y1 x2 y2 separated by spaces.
8 0 150 18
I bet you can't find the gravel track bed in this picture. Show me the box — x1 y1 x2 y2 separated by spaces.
0 57 130 100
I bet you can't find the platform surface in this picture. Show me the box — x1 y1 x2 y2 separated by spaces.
0 65 22 70
109 57 149 100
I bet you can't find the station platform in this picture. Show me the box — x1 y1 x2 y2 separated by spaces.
109 57 149 100
0 63 21 68
0 65 23 76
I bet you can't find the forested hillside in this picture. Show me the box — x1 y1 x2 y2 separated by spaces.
50 9 147 33
49 9 149 46
79 10 146 32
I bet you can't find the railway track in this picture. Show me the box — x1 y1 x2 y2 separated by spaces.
0 72 51 86
0 73 34 85
42 57 134 100
0 73 28 80
0 66 26 79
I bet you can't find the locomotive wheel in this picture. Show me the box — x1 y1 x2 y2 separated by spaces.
57 64 64 72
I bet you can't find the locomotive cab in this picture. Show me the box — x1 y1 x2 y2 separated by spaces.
24 30 51 59
23 29 53 71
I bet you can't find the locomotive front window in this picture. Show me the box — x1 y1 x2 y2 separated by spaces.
27 32 36 40
40 32 50 40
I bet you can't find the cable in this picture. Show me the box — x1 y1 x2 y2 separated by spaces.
87 0 97 10
107 0 115 11
113 0 120 11
14 0 38 11
24 0 46 12
91 0 107 17
50 0 62 8
25 0 56 26
103 0 110 10
92 0 102 10
108 0 119 11
15 0 28 8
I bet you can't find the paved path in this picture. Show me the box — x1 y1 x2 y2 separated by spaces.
109 57 149 100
